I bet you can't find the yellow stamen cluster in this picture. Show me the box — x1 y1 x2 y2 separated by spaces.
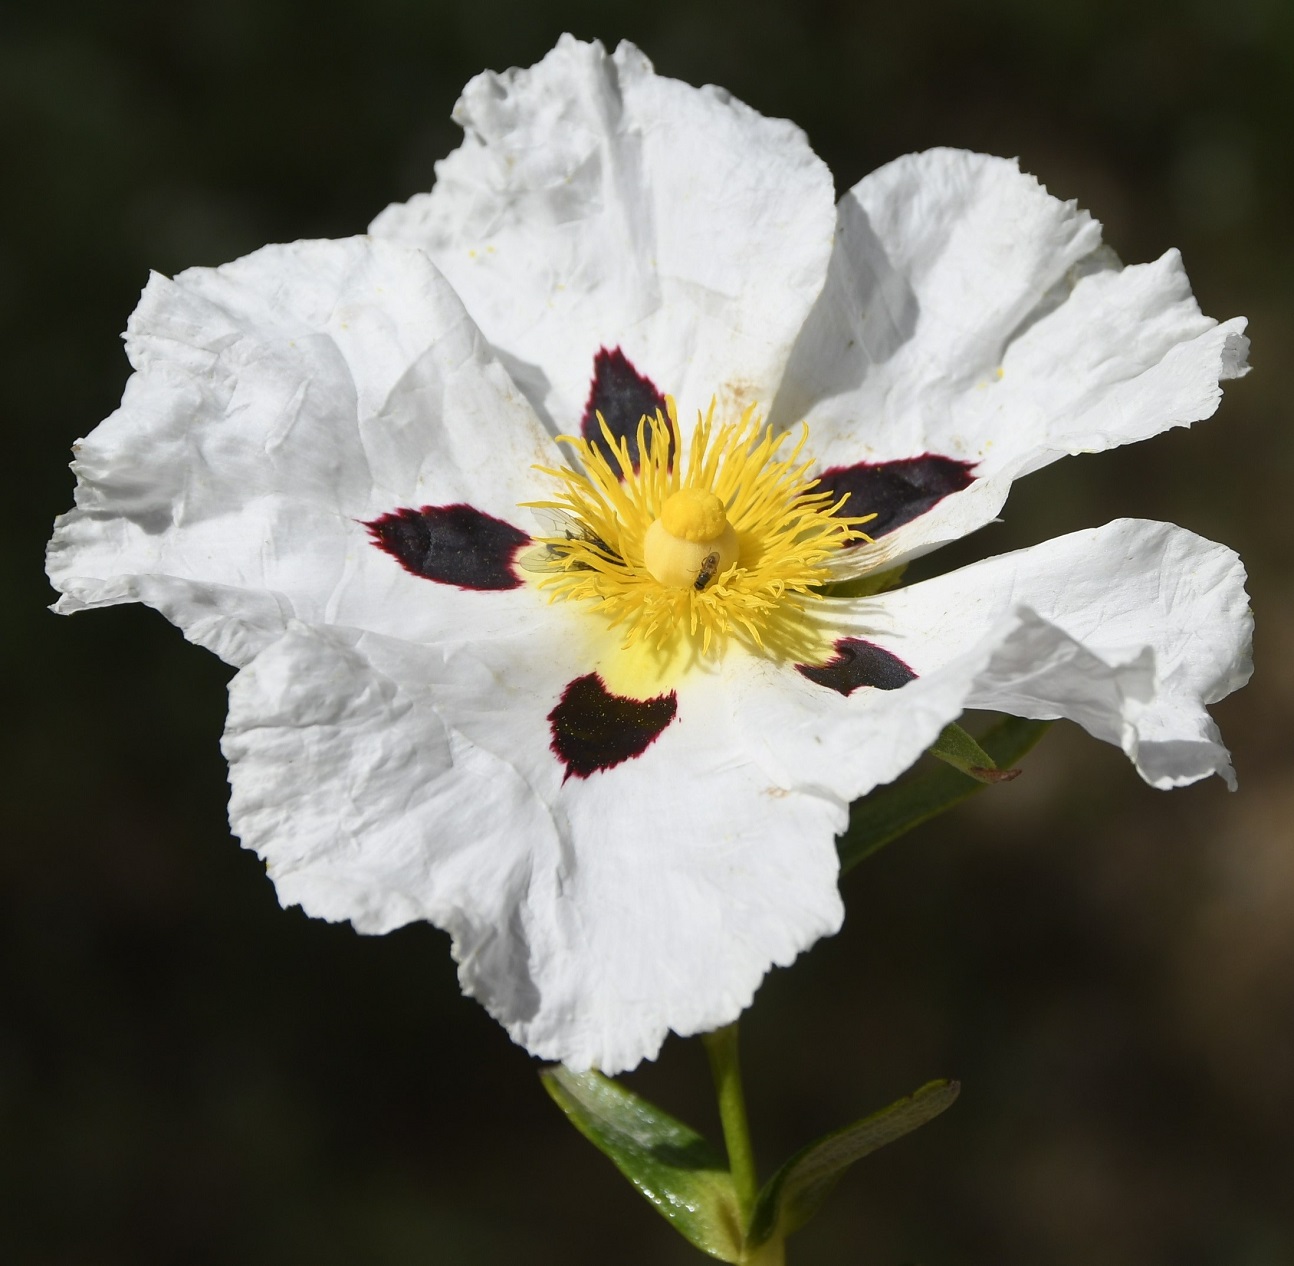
522 399 873 657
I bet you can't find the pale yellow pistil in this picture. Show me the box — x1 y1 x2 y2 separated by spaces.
643 488 740 590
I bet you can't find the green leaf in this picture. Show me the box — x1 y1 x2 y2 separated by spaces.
837 715 1051 876
928 720 1022 783
541 1066 744 1262
820 563 907 599
746 1080 961 1248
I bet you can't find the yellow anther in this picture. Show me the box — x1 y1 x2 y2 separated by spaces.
659 488 728 543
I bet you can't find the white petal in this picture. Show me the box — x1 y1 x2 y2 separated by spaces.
371 35 835 432
947 521 1251 789
514 663 845 1075
224 618 844 1074
736 519 1250 800
771 149 1248 568
47 236 553 665
966 248 1249 479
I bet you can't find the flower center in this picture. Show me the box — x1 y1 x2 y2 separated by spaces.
643 489 740 589
521 398 873 663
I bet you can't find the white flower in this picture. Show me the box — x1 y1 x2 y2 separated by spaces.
46 36 1252 1075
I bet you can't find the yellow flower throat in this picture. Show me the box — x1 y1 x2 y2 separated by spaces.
522 399 874 665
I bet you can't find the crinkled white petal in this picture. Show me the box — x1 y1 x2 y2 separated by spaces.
734 519 1250 800
771 149 1249 569
370 35 835 433
224 616 844 1075
47 235 552 665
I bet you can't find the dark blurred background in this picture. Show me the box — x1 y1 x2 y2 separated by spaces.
4 1 1291 1262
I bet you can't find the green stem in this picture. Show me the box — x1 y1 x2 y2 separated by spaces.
744 1236 786 1265
703 1022 760 1229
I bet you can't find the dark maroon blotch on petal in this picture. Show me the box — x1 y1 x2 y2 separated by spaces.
582 347 672 473
365 504 530 591
549 673 678 781
817 455 975 539
797 638 917 696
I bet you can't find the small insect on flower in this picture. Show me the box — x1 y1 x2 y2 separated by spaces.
519 507 620 574
694 551 722 591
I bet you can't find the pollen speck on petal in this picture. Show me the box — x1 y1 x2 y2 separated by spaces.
548 672 678 780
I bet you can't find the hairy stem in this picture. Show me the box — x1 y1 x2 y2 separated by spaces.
703 1022 760 1229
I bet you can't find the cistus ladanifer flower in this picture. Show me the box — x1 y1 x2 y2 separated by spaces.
47 35 1252 1075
